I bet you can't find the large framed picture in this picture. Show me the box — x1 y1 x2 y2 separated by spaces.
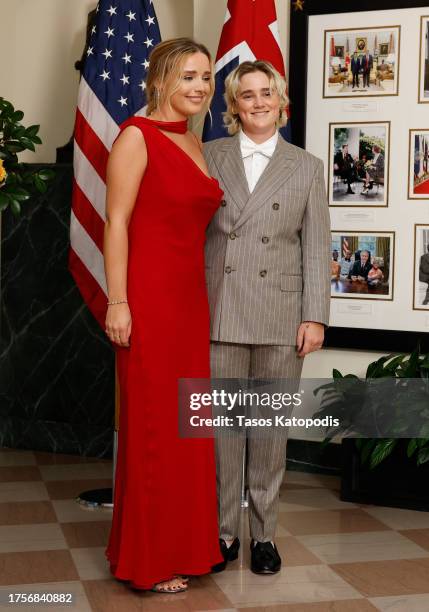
331 231 395 300
323 26 400 98
413 224 429 310
290 0 429 352
329 121 390 207
418 15 429 103
408 129 429 199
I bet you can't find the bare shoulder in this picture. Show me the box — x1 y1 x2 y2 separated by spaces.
112 125 146 154
107 126 148 182
109 126 147 174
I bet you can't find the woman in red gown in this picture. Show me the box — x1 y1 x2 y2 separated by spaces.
103 38 223 593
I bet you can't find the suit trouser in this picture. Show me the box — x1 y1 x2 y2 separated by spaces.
363 70 370 87
210 341 304 542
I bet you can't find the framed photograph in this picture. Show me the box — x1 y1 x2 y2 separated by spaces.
408 129 429 199
290 0 429 352
356 37 368 53
331 231 395 300
418 15 429 103
328 121 390 207
323 26 400 98
413 224 429 310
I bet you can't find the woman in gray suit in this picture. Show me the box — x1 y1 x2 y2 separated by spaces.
204 61 331 576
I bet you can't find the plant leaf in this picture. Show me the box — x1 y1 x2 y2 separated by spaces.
369 439 397 469
37 169 55 181
8 189 30 202
360 439 377 466
0 192 9 206
10 199 21 215
11 110 24 123
20 138 36 152
34 175 48 193
417 446 429 465
401 348 420 377
5 142 25 153
25 125 40 137
407 439 418 458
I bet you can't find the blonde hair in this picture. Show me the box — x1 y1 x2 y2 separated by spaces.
223 61 289 135
146 38 214 116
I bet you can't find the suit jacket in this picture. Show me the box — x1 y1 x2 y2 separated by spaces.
351 56 361 73
419 253 429 283
334 151 354 175
203 133 331 346
348 260 372 280
362 54 373 71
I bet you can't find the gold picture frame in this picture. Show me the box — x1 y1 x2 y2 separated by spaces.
323 25 401 98
407 129 429 200
328 121 391 207
331 231 395 301
356 37 367 52
413 224 429 310
418 15 429 103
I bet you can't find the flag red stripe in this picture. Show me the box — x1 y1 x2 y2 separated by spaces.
74 108 109 182
68 248 107 329
72 179 105 253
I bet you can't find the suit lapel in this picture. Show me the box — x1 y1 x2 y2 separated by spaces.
232 135 301 231
210 134 250 211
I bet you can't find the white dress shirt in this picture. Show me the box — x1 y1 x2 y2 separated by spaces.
239 130 278 193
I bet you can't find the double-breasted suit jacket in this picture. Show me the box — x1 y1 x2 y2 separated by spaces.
203 133 331 347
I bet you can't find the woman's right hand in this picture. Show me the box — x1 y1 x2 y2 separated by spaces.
105 304 132 347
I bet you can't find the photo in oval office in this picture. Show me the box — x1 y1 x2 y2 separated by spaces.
324 26 400 98
331 231 394 300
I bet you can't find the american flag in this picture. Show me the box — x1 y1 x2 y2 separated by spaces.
203 0 290 143
69 0 161 328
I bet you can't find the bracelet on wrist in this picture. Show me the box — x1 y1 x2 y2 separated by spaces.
107 299 128 306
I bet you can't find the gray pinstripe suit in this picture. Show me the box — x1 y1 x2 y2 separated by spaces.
204 132 331 542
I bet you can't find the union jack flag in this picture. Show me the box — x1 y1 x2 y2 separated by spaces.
69 0 161 328
203 0 290 142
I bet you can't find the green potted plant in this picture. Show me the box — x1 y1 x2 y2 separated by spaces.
0 97 54 215
314 347 429 510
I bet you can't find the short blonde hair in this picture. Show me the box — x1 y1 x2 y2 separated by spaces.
146 38 214 116
223 60 289 135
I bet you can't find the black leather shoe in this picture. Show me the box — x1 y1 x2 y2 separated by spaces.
211 537 240 573
250 540 281 574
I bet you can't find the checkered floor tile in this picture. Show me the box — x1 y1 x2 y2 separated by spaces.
1 448 429 611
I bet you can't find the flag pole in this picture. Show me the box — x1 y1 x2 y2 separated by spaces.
72 0 161 509
76 358 118 508
113 356 120 498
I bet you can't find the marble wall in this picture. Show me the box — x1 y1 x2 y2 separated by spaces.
0 165 115 457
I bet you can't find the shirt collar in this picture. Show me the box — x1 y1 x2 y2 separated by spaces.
239 130 279 158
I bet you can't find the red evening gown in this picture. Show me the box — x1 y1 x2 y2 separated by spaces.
105 116 223 589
